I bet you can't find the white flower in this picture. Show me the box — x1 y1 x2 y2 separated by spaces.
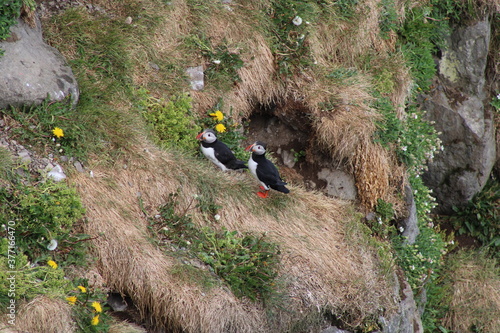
212 60 221 65
410 265 415 270
186 240 191 245
214 214 221 221
292 16 303 26
497 93 500 99
47 239 58 251
401 146 407 151
399 226 405 233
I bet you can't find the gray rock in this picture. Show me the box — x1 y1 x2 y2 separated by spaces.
399 185 419 245
73 160 85 172
17 149 31 164
422 18 496 213
317 168 357 201
47 164 66 182
379 270 423 333
281 149 296 168
0 17 79 109
186 65 204 91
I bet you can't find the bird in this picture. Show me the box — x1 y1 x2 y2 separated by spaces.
196 129 248 171
245 141 290 198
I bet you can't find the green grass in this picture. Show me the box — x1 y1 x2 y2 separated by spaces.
148 190 282 302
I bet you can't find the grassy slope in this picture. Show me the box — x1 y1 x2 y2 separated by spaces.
3 0 499 332
38 0 399 331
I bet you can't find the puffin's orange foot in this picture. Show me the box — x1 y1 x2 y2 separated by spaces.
257 190 269 198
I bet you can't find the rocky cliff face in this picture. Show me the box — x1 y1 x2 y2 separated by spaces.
421 17 497 214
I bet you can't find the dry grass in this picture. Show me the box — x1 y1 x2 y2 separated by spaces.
15 296 75 333
442 251 500 333
71 136 397 331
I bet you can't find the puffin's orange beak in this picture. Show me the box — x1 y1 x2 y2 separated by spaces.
196 132 204 140
245 144 254 152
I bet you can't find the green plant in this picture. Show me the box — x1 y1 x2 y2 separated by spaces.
334 0 360 19
0 241 72 306
397 1 457 90
266 0 316 76
189 35 244 90
491 92 500 111
197 99 248 161
0 179 86 263
140 90 201 153
367 198 397 240
290 148 305 162
66 279 110 332
0 146 13 179
148 191 281 301
3 98 91 160
38 5 160 160
378 0 399 38
451 178 500 254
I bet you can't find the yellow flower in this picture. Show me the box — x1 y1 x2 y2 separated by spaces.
47 260 58 269
209 110 224 121
66 296 77 305
52 127 64 138
91 314 99 326
77 286 87 293
215 123 226 133
91 301 102 313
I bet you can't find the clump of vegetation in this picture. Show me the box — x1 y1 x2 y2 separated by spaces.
0 243 70 305
266 0 316 76
189 35 244 90
0 179 87 263
369 198 397 239
66 280 110 332
140 90 201 153
148 191 281 301
438 250 500 332
451 178 500 255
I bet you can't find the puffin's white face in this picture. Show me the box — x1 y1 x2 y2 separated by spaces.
249 143 266 155
198 130 217 144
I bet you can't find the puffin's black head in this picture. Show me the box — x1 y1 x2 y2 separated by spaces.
245 141 267 155
196 129 217 143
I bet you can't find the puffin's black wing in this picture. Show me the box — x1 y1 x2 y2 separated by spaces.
256 159 288 187
213 141 248 169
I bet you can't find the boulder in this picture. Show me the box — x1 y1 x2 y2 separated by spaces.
421 18 496 214
0 17 79 108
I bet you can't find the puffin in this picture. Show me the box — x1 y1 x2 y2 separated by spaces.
245 141 290 198
196 129 248 171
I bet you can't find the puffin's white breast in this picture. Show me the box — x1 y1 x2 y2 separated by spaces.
201 146 228 171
